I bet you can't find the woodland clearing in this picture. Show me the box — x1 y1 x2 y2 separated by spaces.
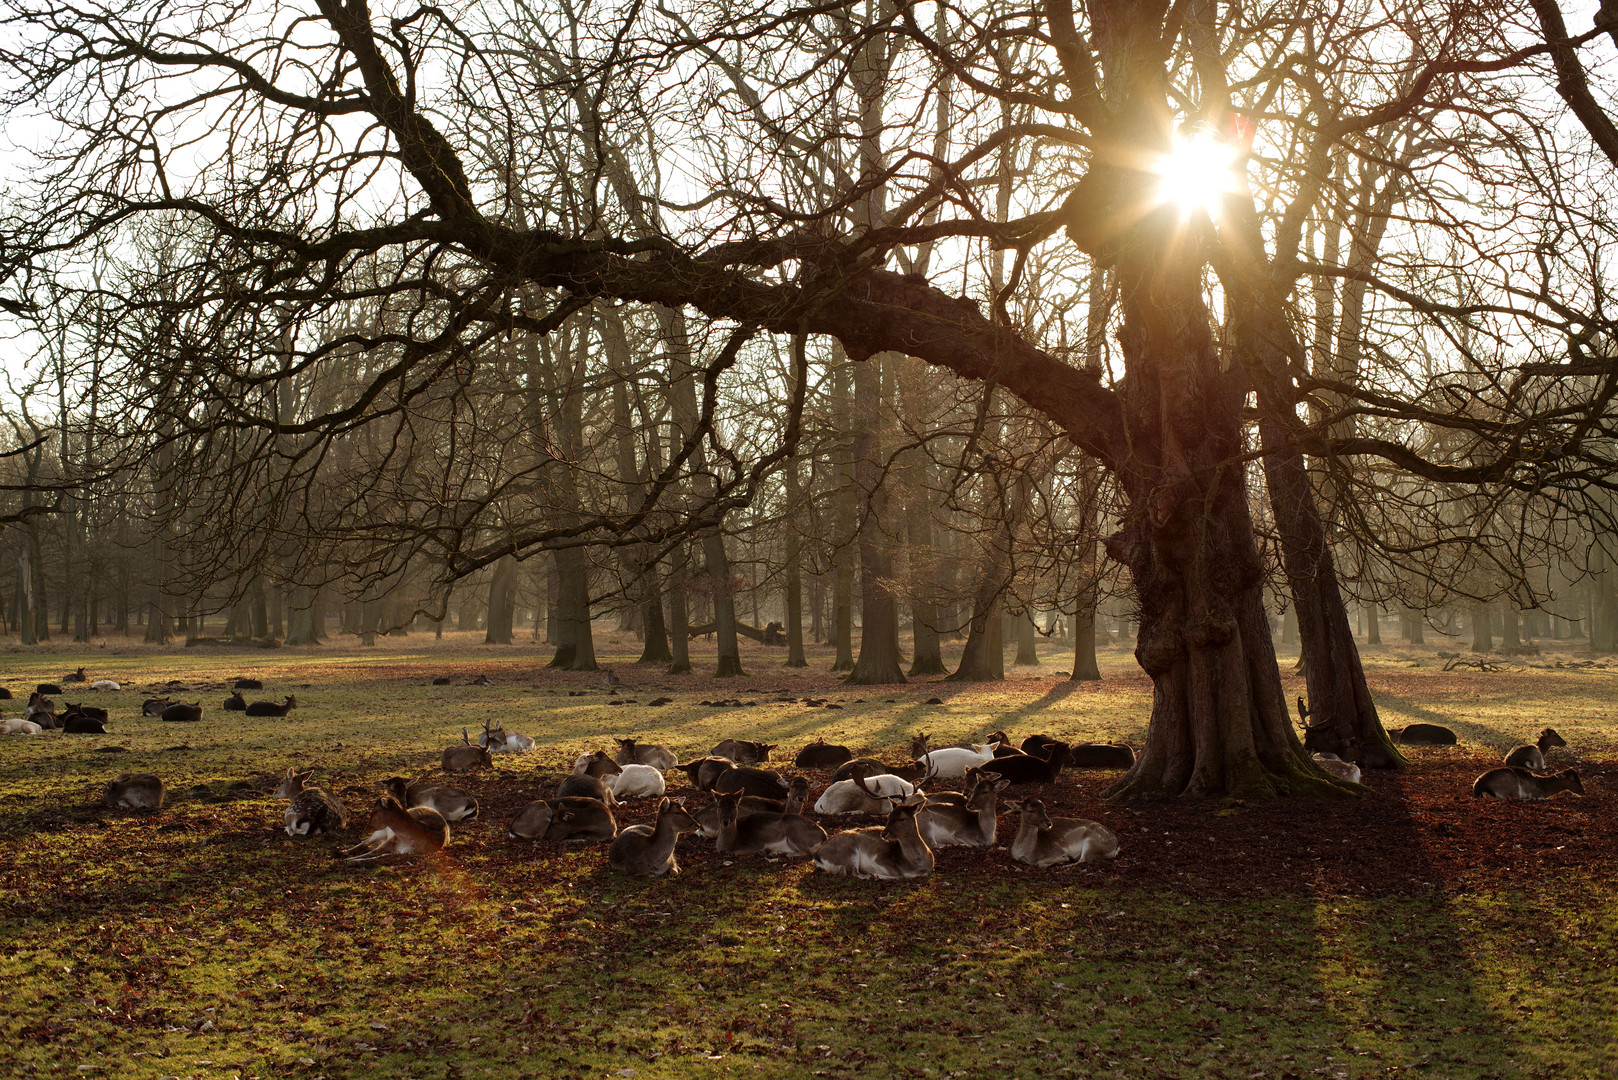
1 633 1616 1079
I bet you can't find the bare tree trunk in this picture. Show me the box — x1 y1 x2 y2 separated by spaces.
1472 602 1496 652
1013 609 1040 665
1072 583 1102 681
284 585 321 645
783 449 808 668
667 550 692 674
485 554 518 644
848 355 905 684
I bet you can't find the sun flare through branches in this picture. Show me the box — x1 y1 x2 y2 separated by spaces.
1153 131 1243 221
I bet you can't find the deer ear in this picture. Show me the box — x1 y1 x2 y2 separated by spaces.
560 811 576 822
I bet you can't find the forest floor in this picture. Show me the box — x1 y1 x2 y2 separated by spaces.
2 630 1617 1079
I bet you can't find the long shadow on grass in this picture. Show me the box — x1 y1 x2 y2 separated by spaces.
1291 772 1525 1076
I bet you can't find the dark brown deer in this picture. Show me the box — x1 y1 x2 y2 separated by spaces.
1503 728 1567 770
713 790 826 857
1472 767 1584 800
244 695 297 717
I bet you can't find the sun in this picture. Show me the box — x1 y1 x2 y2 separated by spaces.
1153 131 1242 220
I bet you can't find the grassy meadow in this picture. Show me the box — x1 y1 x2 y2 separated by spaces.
2 630 1617 1080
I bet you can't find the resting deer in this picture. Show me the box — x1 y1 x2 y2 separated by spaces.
104 773 165 810
1067 742 1136 769
141 696 172 717
1311 753 1362 785
711 767 790 800
90 678 120 691
223 690 247 711
275 768 350 836
0 718 42 735
607 798 698 876
1008 798 1120 866
1472 767 1585 800
693 776 809 838
830 757 927 784
1504 728 1568 771
160 701 203 723
380 776 478 822
614 737 676 772
341 794 449 862
976 742 1070 786
813 765 924 815
675 756 734 791
605 763 666 800
1389 722 1457 746
478 719 534 753
573 749 625 778
918 776 1009 849
813 795 934 880
244 695 297 717
793 740 853 769
509 797 616 842
713 790 826 858
710 738 777 764
915 741 999 780
442 729 494 773
557 772 618 804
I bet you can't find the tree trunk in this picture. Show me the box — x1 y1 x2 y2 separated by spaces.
948 569 1005 682
485 554 518 644
1402 607 1425 644
1072 583 1102 681
666 558 692 674
1501 603 1521 650
1471 602 1496 652
548 546 596 669
1259 419 1399 769
783 452 808 668
285 585 321 645
847 355 905 684
1013 610 1040 665
702 529 745 677
1365 605 1382 646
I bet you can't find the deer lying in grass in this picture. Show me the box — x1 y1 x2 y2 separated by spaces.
244 695 297 717
340 794 449 862
61 705 109 734
793 740 853 769
1472 767 1585 800
160 701 203 723
0 718 42 735
1390 723 1457 746
830 757 927 784
1311 753 1362 784
676 756 735 791
1008 798 1120 866
976 742 1070 786
380 776 478 822
605 763 666 800
693 776 811 838
141 696 171 717
713 790 826 857
275 768 350 836
442 729 494 774
711 767 790 800
607 798 698 876
1067 742 1136 769
223 691 247 712
614 737 676 772
710 738 777 764
104 773 165 809
480 725 535 753
557 772 618 804
574 750 625 778
813 795 933 880
813 765 925 815
915 741 1000 780
918 776 1009 849
1503 728 1567 771
25 693 57 728
509 797 617 842
90 678 120 691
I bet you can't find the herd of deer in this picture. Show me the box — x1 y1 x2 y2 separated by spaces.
6 670 1590 871
252 725 1125 877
